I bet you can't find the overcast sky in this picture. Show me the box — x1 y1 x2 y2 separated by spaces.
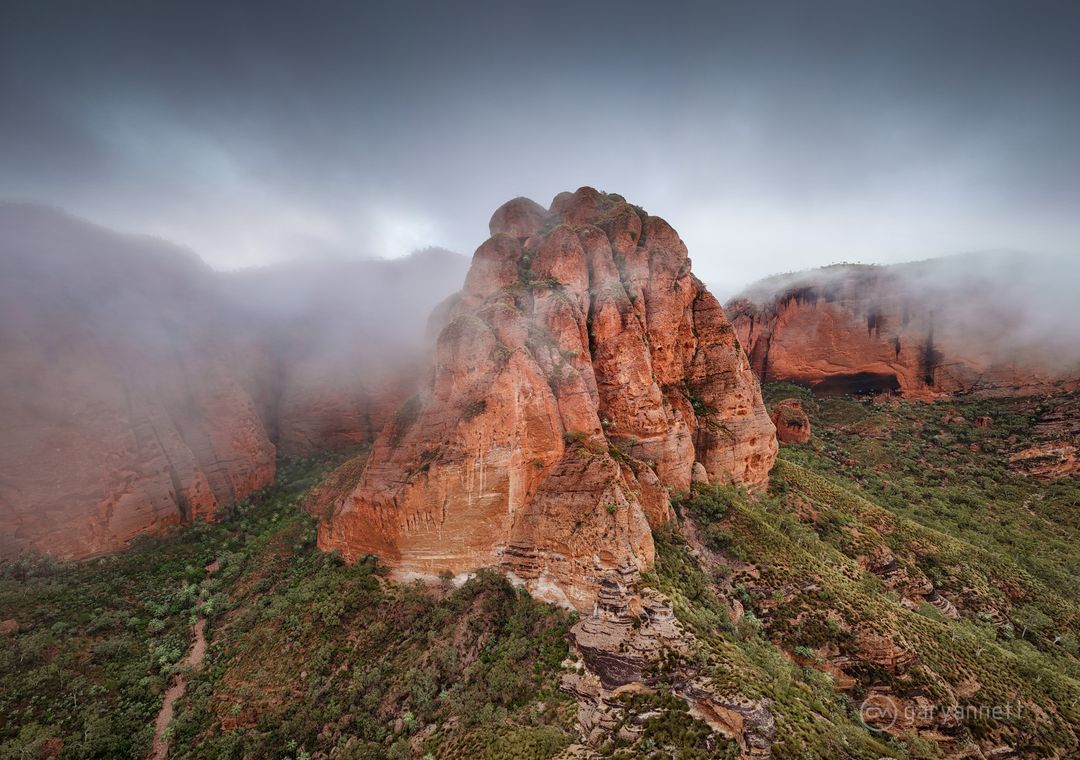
2 0 1078 296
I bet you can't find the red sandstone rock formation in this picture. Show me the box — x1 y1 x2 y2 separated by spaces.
769 399 810 444
1009 444 1078 479
728 260 1080 398
0 206 466 560
1007 393 1080 479
319 188 777 611
0 204 275 560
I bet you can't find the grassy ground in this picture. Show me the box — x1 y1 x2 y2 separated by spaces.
764 383 1080 607
689 383 1080 757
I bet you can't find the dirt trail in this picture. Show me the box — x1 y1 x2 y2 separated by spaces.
149 563 216 760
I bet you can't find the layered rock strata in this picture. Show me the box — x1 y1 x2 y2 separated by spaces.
1007 393 1080 479
561 583 776 757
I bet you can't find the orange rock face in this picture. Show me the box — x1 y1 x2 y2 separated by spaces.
0 204 276 560
1009 444 1078 480
319 188 777 611
770 399 810 444
728 261 1080 398
0 207 468 561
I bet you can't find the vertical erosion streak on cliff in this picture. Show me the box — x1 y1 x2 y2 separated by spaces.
759 328 772 386
317 187 777 611
921 312 941 387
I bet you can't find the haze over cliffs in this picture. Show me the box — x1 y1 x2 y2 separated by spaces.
318 187 777 611
6 197 1076 571
728 255 1080 398
226 247 468 455
0 203 466 559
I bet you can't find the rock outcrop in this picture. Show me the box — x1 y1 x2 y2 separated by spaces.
1007 393 1080 479
1009 443 1078 480
728 259 1080 398
561 583 775 757
319 188 777 611
769 398 810 444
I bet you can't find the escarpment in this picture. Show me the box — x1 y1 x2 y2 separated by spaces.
0 204 276 560
728 259 1080 399
318 187 777 611
0 204 465 560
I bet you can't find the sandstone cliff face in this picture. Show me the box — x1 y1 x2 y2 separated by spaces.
319 188 777 611
728 259 1080 398
0 206 466 560
0 205 275 560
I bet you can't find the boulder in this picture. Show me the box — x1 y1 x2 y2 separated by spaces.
770 399 811 444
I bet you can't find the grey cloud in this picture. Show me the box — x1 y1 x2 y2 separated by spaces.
0 0 1077 291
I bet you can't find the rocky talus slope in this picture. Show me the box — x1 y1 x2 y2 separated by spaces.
728 258 1080 399
561 583 776 757
319 187 777 612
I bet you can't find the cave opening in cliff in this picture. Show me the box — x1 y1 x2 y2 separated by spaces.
812 372 901 397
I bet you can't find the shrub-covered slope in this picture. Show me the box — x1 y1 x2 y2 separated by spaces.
2 388 1077 758
0 454 576 760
